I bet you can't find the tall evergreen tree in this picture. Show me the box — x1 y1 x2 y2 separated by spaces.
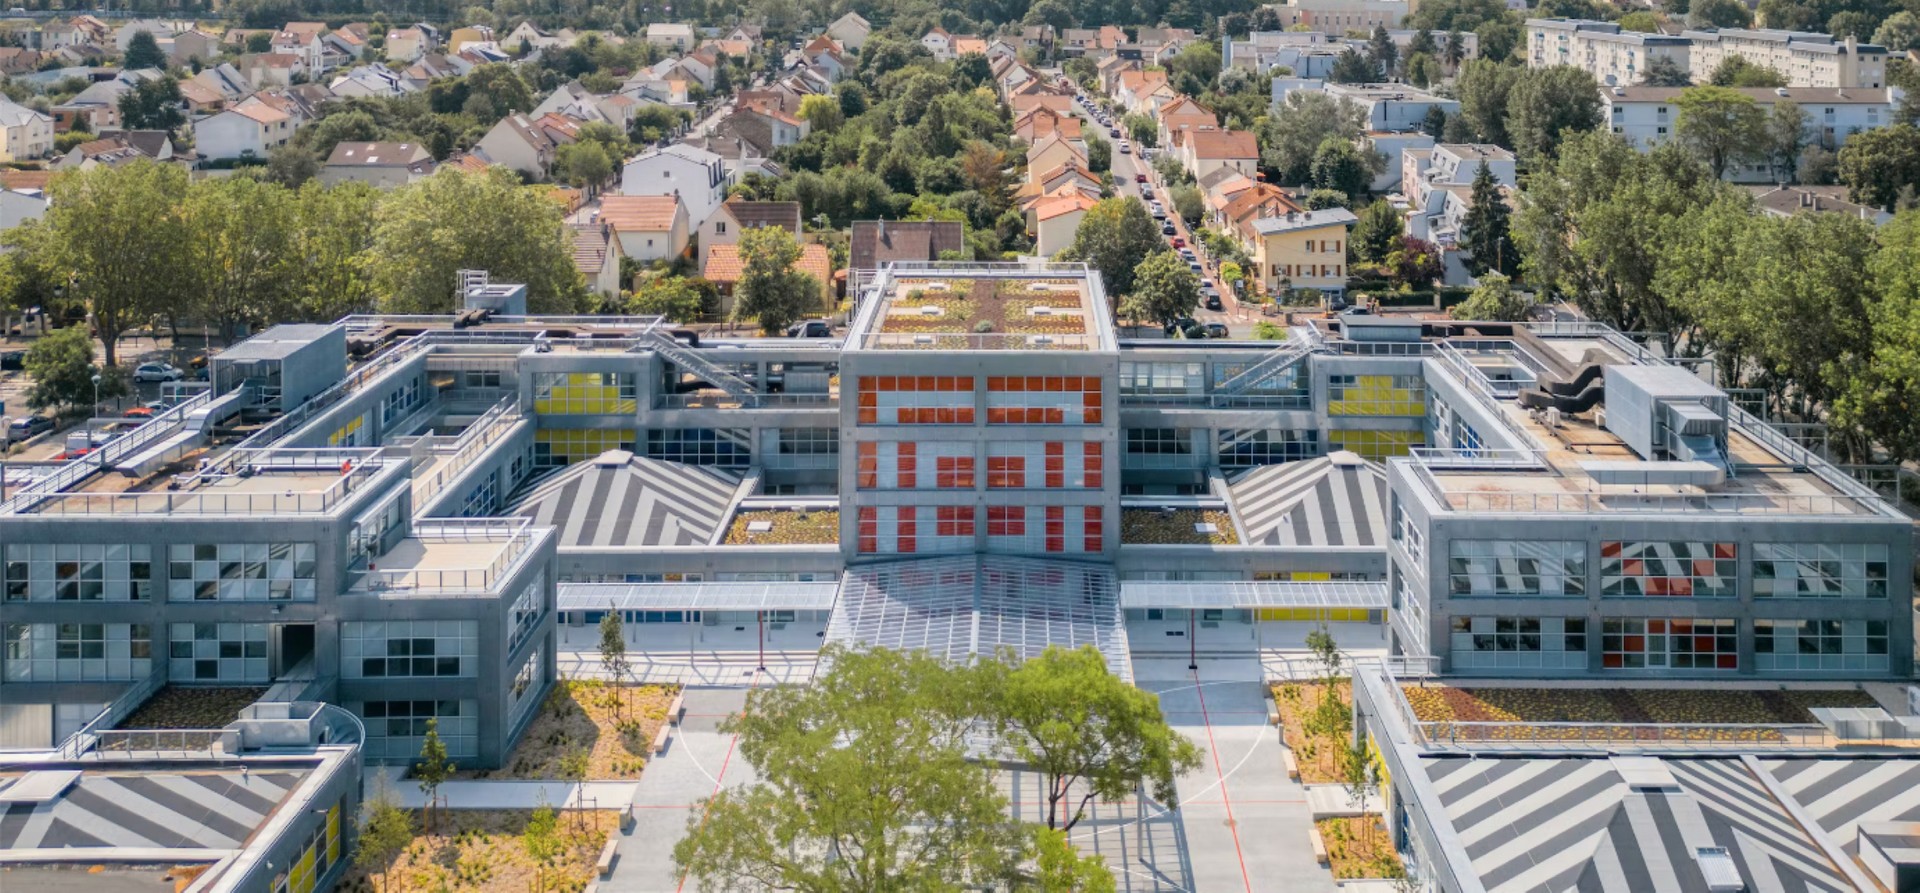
1367 24 1397 78
1460 161 1515 277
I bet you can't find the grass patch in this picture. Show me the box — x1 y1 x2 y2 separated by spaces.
117 686 266 730
1318 817 1405 880
462 680 676 780
725 509 838 545
1120 508 1239 545
1400 685 1878 742
337 808 618 893
1271 680 1351 784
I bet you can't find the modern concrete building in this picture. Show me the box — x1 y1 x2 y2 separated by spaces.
1527 18 1691 87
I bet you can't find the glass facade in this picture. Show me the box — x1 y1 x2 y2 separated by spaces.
1447 540 1586 597
1601 618 1737 670
169 622 270 682
1327 374 1425 416
1753 543 1890 599
533 428 636 467
985 376 1102 425
1601 541 1738 598
856 375 975 425
4 622 152 682
341 620 478 679
1755 619 1890 671
358 699 478 761
167 543 317 602
4 544 154 602
532 371 637 414
1449 616 1587 670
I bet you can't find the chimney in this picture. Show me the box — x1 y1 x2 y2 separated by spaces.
1802 190 1813 208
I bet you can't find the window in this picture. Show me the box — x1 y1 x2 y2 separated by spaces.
1126 428 1190 455
1602 618 1737 670
380 378 422 424
777 428 838 455
508 646 546 727
168 622 269 682
1448 541 1585 597
277 803 342 893
341 621 477 679
715 220 728 234
646 429 750 467
1450 616 1586 670
857 440 973 489
534 428 637 467
1218 429 1318 467
464 369 502 389
1327 375 1425 416
533 372 638 414
986 442 1101 489
1753 543 1888 599
1755 619 1889 671
856 376 976 425
1119 362 1204 397
168 543 317 602
3 623 151 682
985 376 1102 425
358 700 477 761
508 571 546 653
5 544 153 602
1600 541 1736 598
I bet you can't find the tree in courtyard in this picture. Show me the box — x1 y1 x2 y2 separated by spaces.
1030 826 1118 892
1366 24 1397 77
732 225 821 335
1639 54 1691 87
414 717 454 832
1262 91 1368 186
981 646 1203 832
1060 198 1162 296
672 646 1025 891
1121 250 1202 326
1453 272 1533 321
1387 237 1444 290
1707 55 1785 87
1767 99 1809 183
523 795 561 893
625 276 710 321
23 324 123 413
1452 59 1521 146
1350 200 1403 267
354 784 414 893
1459 161 1515 277
369 168 582 314
1674 85 1767 178
1311 136 1373 201
1305 623 1349 738
1342 738 1382 839
32 160 189 367
1329 47 1374 84
599 607 628 715
117 77 186 132
1839 123 1920 209
122 29 167 71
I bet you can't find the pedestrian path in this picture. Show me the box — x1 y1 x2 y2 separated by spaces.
365 764 637 812
598 686 759 892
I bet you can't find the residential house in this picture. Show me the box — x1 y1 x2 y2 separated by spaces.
385 27 428 63
168 28 219 65
1115 69 1173 113
706 37 753 59
473 112 558 180
568 223 622 298
194 101 293 160
1018 25 1055 55
620 142 730 229
1009 93 1073 118
736 103 807 148
113 18 175 52
0 187 46 232
698 199 802 274
1242 208 1359 296
320 141 435 188
1747 184 1893 223
1202 171 1263 225
725 24 764 45
1062 25 1127 57
220 28 273 52
0 48 38 75
1026 133 1087 181
922 27 955 62
1014 106 1082 142
189 63 252 105
272 22 329 74
56 129 173 170
1027 161 1101 199
1273 0 1417 36
1324 82 1459 132
827 12 872 52
327 22 371 59
1156 95 1217 149
986 39 1019 65
848 219 967 292
1524 19 1692 88
446 26 495 54
39 19 91 52
328 65 411 98
645 23 695 51
1215 181 1298 234
0 97 53 161
1181 129 1259 182
50 76 134 133
599 194 689 263
1030 192 1099 257
1400 144 1516 280
703 241 832 313
1604 85 1894 182
178 78 226 112
240 52 304 88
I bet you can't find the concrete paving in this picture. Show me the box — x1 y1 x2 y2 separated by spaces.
599 685 760 893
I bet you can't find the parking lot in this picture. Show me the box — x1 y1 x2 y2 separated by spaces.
1 330 212 460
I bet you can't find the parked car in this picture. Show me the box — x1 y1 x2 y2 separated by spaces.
787 320 834 338
1135 173 1148 184
1163 316 1198 336
1161 223 1176 236
1118 140 1131 154
0 349 22 370
1188 261 1204 274
1204 293 1223 311
1171 237 1185 249
133 362 184 382
6 414 53 439
1204 322 1229 338
1151 206 1166 220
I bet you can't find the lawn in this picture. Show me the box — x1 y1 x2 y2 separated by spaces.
337 808 618 893
117 686 266 730
1271 680 1352 784
724 509 838 545
1120 508 1240 545
1317 817 1406 880
1400 685 1879 742
460 680 677 780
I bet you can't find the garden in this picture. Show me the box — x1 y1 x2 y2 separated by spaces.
882 279 1088 338
1400 685 1880 742
1120 508 1240 545
339 807 618 893
1316 816 1407 881
460 680 677 780
724 509 838 545
117 686 266 730
1272 679 1353 784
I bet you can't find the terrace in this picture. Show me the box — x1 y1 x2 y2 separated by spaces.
349 518 542 596
28 449 399 516
849 263 1118 352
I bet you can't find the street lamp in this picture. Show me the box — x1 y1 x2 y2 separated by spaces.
91 373 100 415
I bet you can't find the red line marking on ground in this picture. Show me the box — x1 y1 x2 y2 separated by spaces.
675 678 753 892
1192 670 1253 893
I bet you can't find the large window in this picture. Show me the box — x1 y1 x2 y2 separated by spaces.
1449 616 1587 670
507 571 546 653
533 428 636 467
358 700 477 761
1601 618 1737 670
532 371 637 414
341 620 478 679
508 645 546 728
380 377 424 423
168 622 269 682
985 442 1102 489
646 428 750 467
855 506 974 555
168 543 317 602
1218 429 1318 468
4 543 153 602
856 441 974 489
4 623 152 682
983 505 1102 554
1328 429 1422 459
1448 540 1586 597
1119 362 1205 397
1327 374 1425 416
1600 541 1736 598
1753 543 1889 599
275 803 342 893
856 375 976 425
1755 619 1890 672
985 376 1102 425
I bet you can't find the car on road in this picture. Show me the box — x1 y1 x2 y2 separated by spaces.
6 414 53 439
1118 140 1130 154
0 349 22 370
1107 127 1120 138
1150 205 1166 220
1204 322 1229 338
1161 222 1176 236
1188 261 1204 274
787 320 834 338
1135 173 1147 183
1163 316 1199 337
133 362 183 382
1171 237 1185 249
1203 292 1223 311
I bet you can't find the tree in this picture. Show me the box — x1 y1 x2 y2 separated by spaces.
1460 161 1515 277
523 796 561 893
23 325 112 413
116 76 185 132
354 784 414 893
983 646 1203 832
1420 104 1448 138
1170 184 1204 227
1342 737 1381 823
1618 10 1663 31
1123 113 1158 148
1306 188 1350 210
1387 236 1443 289
1708 55 1786 88
1442 28 1469 70
1219 261 1246 290
673 646 1024 892
415 717 454 832
1061 198 1163 296
1029 827 1117 893
1329 47 1374 84
1673 85 1767 179
626 276 707 321
797 93 843 133
34 161 188 367
1838 209 1920 460
1767 99 1808 183
553 141 614 190
1639 54 1691 87
122 29 166 70
288 181 379 321
1691 0 1752 27
265 143 320 187
1876 11 1920 51
1366 24 1397 77
180 176 294 344
1454 59 1521 146
1122 249 1202 324
1506 65 1602 162
369 168 582 314
599 607 629 695
1086 134 1111 172
1839 123 1920 209
1454 272 1533 320
1311 136 1373 199
733 225 821 335
1350 200 1403 266
1828 11 1875 41
1262 91 1367 185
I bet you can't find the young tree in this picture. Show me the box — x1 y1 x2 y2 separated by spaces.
1674 85 1767 178
1453 272 1533 320
1311 136 1373 200
1329 47 1374 84
1388 237 1443 289
1060 198 1162 296
732 225 821 335
1460 161 1515 277
1306 188 1350 210
1767 99 1808 183
122 29 167 70
1839 123 1920 209
354 785 414 893
1342 737 1381 822
1086 134 1112 172
369 168 583 314
1639 54 1691 86
599 607 629 700
23 325 116 413
1366 24 1397 77
1029 826 1118 893
626 276 706 321
523 796 561 893
1122 249 1202 325
414 717 454 833
1420 104 1448 138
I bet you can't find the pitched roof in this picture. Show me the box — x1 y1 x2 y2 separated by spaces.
850 220 965 271
1188 128 1258 160
1249 207 1359 236
0 169 51 191
1118 69 1168 94
1228 454 1387 547
1033 191 1099 221
600 194 683 233
444 152 492 173
1159 94 1214 120
702 241 831 286
325 141 431 167
720 199 802 232
510 452 739 548
568 223 611 275
231 102 289 125
953 37 988 55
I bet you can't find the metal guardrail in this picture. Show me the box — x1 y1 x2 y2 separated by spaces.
353 517 535 595
0 388 216 514
654 393 837 410
59 664 168 760
411 394 520 510
231 331 434 455
1413 720 1834 749
30 455 390 516
92 728 232 757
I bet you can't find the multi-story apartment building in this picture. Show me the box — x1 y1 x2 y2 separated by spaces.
4 264 1911 782
1604 85 1894 181
1527 18 1691 87
1685 27 1886 89
1271 0 1418 36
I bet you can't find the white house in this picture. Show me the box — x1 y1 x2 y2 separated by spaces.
599 194 690 263
697 199 801 273
645 23 695 50
922 27 954 62
473 112 557 180
385 27 428 63
620 142 731 229
327 65 411 98
0 98 53 161
827 12 872 52
194 102 293 160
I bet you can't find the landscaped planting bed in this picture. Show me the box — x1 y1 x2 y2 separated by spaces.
724 509 838 545
337 808 619 893
881 279 1087 337
117 685 267 730
461 680 676 780
1121 508 1240 545
1271 680 1352 784
1400 685 1878 742
1317 817 1406 880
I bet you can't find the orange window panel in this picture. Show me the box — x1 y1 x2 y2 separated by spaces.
859 409 877 424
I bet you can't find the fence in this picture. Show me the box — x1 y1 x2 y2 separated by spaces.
58 664 168 759
1411 720 1834 750
411 395 522 511
353 518 536 595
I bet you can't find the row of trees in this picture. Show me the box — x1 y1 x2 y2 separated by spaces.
673 645 1197 891
1 162 582 364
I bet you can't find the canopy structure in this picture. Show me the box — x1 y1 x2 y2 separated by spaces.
558 581 839 613
1118 579 1389 611
824 555 1130 680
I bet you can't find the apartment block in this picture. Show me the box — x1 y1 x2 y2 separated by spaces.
1527 18 1691 87
1604 85 1894 181
1685 27 1886 89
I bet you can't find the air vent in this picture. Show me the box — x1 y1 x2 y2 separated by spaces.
1194 522 1219 535
591 450 634 468
1030 305 1055 316
746 520 773 533
1611 756 1680 792
919 305 942 316
1031 336 1055 345
1696 847 1744 892
913 335 935 344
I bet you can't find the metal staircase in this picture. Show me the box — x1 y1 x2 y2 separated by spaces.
639 331 761 406
1212 332 1319 396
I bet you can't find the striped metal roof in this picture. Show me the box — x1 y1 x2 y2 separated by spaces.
0 768 307 851
509 454 739 548
1761 757 1920 857
1227 453 1388 547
